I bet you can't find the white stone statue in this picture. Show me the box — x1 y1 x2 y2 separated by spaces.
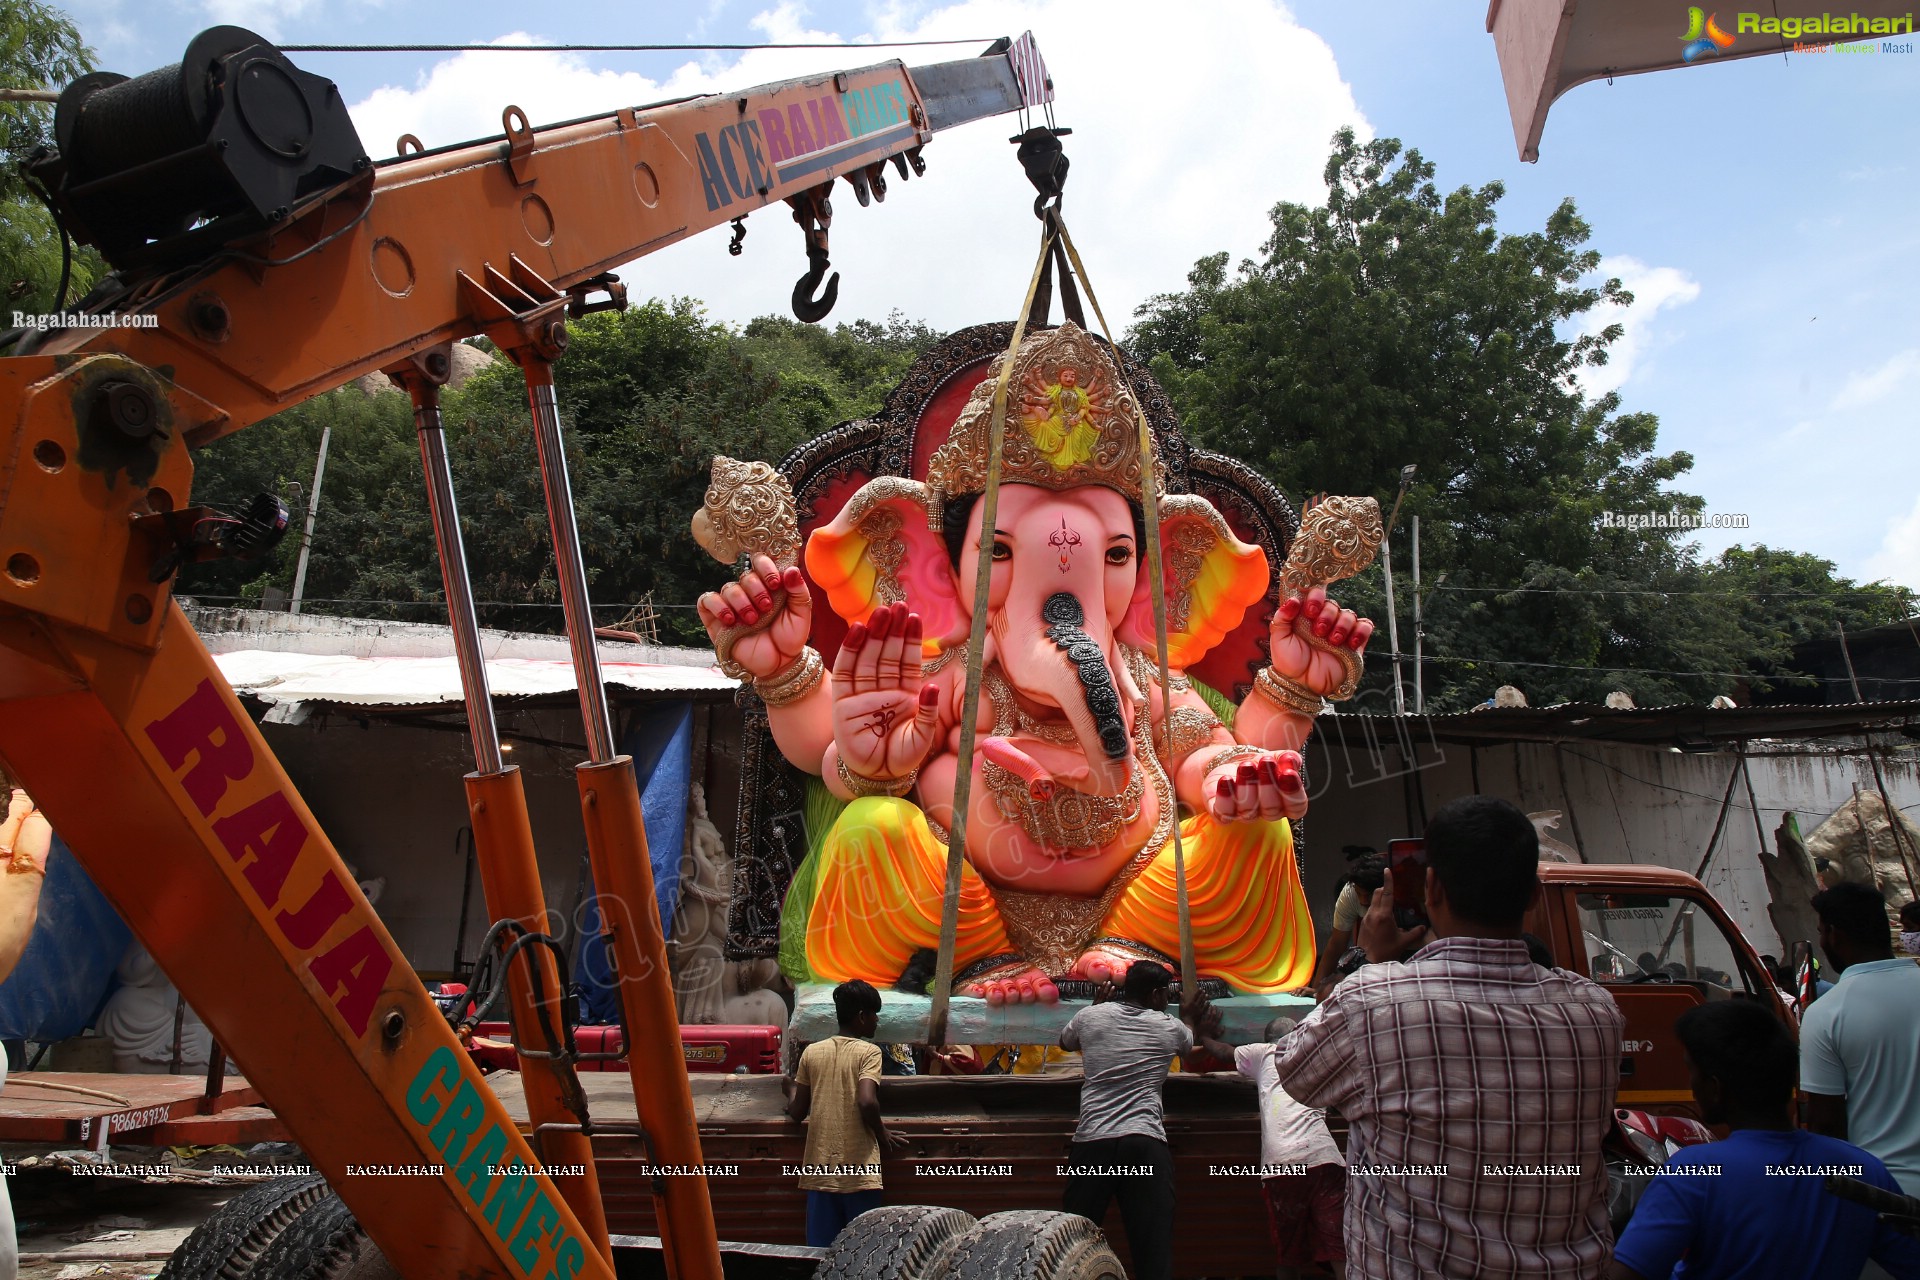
668 783 788 1029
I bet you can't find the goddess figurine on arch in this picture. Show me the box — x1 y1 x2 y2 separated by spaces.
696 324 1378 1005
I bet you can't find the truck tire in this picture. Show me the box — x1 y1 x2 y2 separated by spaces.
815 1205 978 1280
941 1210 1125 1280
245 1193 398 1280
157 1174 332 1280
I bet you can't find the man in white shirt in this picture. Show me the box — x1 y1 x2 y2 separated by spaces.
1194 1011 1346 1280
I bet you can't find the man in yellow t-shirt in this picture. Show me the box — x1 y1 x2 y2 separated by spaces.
1311 853 1384 997
783 979 905 1246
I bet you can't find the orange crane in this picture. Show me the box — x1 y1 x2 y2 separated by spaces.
0 25 1052 1280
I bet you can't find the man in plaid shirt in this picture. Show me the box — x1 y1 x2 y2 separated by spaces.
1275 795 1623 1279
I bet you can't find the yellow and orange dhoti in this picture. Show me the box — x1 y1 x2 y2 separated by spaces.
802 797 1316 994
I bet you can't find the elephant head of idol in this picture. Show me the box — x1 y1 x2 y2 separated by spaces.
805 323 1270 802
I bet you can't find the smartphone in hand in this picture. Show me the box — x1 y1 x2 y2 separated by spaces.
1388 837 1429 930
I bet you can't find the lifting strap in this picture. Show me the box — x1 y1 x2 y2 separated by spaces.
1053 212 1198 1004
926 214 1198 1047
927 218 1056 1048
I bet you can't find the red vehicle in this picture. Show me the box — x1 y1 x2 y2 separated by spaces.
1532 862 1797 1118
468 1022 782 1076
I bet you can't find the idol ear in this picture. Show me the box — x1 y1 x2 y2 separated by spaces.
1119 495 1270 669
804 477 968 653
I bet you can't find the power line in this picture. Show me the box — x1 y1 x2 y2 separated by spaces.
1431 584 1914 600
1420 652 1756 681
1558 746 1920 819
182 593 704 612
279 38 999 53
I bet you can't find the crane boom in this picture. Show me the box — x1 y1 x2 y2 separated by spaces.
0 27 1051 1280
25 46 1036 444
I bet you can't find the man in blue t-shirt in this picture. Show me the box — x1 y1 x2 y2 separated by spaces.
1608 1000 1919 1280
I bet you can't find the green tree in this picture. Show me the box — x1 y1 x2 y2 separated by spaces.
0 0 103 312
1701 546 1914 696
180 302 936 645
1131 129 1911 708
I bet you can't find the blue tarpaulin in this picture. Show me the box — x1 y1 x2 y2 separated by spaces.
0 834 132 1041
576 702 693 1025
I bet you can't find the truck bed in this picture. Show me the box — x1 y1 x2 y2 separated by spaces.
502 1071 1279 1279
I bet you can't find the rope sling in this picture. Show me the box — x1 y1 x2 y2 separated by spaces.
926 210 1197 1045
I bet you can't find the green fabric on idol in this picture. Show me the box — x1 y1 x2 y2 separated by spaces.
776 776 846 985
1192 677 1236 730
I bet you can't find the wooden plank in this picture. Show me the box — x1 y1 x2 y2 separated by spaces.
0 1072 262 1146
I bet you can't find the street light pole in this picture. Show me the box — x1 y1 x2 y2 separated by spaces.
1381 465 1415 716
1412 514 1422 715
288 424 331 616
1383 537 1404 715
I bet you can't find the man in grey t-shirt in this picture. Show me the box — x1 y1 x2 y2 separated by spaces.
1059 960 1199 1280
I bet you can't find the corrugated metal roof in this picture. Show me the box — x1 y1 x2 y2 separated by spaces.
1321 699 1920 747
213 649 737 717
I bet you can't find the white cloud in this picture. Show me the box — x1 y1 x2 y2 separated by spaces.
342 0 1367 331
1573 256 1700 398
1830 347 1920 413
201 0 326 41
1862 493 1920 591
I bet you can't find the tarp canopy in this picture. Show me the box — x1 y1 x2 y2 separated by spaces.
577 703 695 1025
1321 697 1920 747
1488 0 1917 159
213 649 735 719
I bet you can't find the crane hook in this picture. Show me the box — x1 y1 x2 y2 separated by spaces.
788 184 839 323
792 245 839 323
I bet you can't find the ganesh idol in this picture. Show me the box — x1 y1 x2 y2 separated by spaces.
695 323 1377 1006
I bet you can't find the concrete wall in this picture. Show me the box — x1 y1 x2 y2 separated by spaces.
1297 722 1920 957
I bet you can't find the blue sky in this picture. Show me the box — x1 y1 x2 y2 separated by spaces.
58 0 1920 591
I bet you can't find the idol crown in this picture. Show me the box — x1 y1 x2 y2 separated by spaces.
924 322 1164 528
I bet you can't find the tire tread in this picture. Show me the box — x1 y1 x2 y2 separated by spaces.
245 1193 391 1280
156 1174 331 1280
942 1209 1124 1280
814 1204 978 1280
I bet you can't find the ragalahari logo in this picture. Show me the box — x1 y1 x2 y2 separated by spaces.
1681 7 1738 59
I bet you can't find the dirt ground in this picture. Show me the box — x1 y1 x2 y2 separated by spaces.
12 1170 233 1280
8 1145 313 1280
